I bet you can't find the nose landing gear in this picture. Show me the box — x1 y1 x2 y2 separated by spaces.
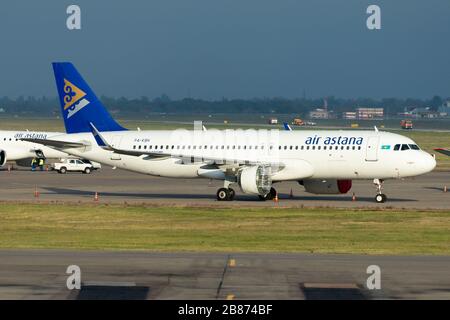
373 179 387 203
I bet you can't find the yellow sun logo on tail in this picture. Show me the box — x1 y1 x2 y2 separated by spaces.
63 79 86 110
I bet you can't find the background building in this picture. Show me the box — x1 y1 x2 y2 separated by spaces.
342 111 357 119
309 108 329 119
356 107 384 119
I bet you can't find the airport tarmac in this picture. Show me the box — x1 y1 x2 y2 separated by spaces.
0 166 449 209
0 250 449 299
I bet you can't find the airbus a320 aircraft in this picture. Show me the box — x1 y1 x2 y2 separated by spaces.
0 130 70 168
23 63 436 203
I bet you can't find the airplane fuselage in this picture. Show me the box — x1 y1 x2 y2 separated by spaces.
47 129 436 181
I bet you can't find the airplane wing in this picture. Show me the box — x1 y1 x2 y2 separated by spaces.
89 122 284 166
434 148 450 156
19 138 88 149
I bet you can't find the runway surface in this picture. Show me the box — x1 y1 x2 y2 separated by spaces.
1 166 449 209
0 250 449 299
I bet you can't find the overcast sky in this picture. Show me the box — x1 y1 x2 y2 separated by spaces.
0 0 449 99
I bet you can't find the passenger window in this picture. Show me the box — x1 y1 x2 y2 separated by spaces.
401 144 410 151
301 146 304 150
306 146 310 150
318 146 321 150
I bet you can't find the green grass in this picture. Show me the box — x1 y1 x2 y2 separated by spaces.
0 203 449 255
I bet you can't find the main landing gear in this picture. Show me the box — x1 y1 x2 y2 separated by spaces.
373 178 387 203
258 187 277 201
216 187 235 201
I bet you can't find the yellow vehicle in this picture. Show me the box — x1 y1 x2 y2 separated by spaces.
292 118 304 126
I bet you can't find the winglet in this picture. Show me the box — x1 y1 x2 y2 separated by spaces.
283 122 292 131
434 148 450 156
89 122 111 149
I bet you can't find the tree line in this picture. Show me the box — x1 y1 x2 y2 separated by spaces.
0 95 447 118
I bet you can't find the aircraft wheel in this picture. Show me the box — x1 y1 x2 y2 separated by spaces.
375 194 387 203
217 188 230 201
228 188 235 201
259 187 277 201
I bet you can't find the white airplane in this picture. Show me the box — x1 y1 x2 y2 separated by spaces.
0 130 70 168
22 63 436 203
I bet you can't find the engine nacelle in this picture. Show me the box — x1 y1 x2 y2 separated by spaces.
0 150 6 167
238 165 272 196
300 179 352 194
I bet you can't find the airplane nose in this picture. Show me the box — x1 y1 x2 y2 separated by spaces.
422 152 436 173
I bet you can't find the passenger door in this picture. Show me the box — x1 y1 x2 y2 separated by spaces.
110 136 123 160
365 136 380 161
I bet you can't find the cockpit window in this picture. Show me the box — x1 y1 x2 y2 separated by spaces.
394 144 400 151
401 144 410 151
409 144 420 150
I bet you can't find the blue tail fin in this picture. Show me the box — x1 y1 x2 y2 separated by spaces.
52 62 126 133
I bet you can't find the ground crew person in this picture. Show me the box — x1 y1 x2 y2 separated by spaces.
38 158 45 171
31 158 37 171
